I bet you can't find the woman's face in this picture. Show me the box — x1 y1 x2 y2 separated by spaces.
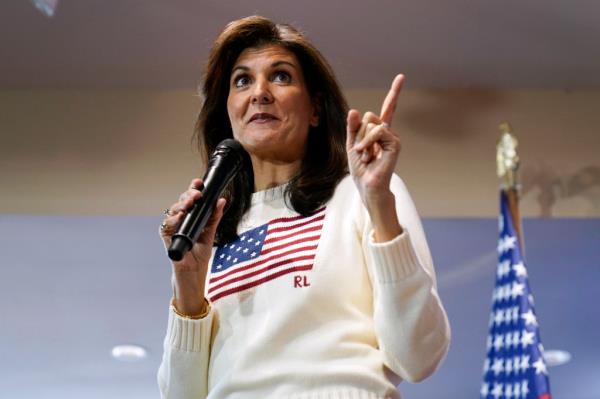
227 44 318 163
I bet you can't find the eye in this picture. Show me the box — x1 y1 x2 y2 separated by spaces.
273 70 291 84
233 74 251 88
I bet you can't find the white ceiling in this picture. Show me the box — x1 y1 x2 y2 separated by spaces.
1 0 600 90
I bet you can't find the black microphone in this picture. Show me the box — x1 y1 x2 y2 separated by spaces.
168 139 248 261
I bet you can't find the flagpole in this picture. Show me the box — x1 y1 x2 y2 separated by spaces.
496 122 524 252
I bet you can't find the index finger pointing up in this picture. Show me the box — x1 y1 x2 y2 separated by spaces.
379 74 405 125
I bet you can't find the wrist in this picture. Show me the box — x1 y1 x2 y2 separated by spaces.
172 297 210 319
364 191 403 242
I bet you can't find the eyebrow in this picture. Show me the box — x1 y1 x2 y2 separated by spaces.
231 60 297 74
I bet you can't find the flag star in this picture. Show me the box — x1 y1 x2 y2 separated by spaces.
505 332 513 348
521 310 538 326
499 284 510 302
528 294 535 305
491 382 503 399
481 382 489 397
486 335 493 351
216 264 222 269
255 241 260 246
520 355 530 371
512 262 527 277
491 357 504 375
511 307 520 324
230 244 235 248
248 237 253 242
521 330 535 348
494 309 505 326
251 252 256 257
233 258 238 263
533 358 548 375
243 248 249 253
241 236 246 241
226 255 231 261
505 355 514 375
259 229 264 234
513 382 521 398
513 355 521 373
521 380 529 397
483 357 491 373
504 235 517 251
511 282 525 299
498 235 517 254
493 334 504 351
497 260 511 278
511 331 520 348
219 253 225 259
505 383 514 399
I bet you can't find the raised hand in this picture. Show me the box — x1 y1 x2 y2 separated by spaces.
346 74 405 241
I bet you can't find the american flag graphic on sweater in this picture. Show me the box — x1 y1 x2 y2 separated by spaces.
207 207 326 302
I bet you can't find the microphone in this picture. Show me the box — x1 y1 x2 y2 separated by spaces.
168 139 248 261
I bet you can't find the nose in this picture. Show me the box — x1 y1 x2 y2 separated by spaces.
250 78 273 104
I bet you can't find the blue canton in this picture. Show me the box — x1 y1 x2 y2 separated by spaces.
211 223 268 273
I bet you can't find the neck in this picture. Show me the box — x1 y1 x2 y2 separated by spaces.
250 155 301 192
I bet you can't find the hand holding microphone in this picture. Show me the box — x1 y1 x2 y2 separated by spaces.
159 139 248 315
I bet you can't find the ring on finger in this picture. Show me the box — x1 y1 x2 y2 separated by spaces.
160 221 168 231
163 208 172 216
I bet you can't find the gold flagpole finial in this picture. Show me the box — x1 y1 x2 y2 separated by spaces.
496 122 520 189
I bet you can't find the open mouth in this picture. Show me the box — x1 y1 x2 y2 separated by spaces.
249 113 278 123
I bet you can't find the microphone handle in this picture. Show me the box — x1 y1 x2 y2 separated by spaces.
168 155 240 261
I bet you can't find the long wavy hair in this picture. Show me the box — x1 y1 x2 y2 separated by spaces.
195 16 348 245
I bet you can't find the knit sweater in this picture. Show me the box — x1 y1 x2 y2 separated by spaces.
158 174 451 399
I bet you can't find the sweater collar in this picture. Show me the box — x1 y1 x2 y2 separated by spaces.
251 182 289 205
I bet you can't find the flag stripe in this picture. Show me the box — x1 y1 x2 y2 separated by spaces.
208 253 315 294
209 264 313 302
267 207 326 225
208 244 319 284
261 235 321 257
263 224 322 245
266 213 325 235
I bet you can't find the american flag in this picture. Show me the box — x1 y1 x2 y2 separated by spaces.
481 191 551 399
207 207 326 302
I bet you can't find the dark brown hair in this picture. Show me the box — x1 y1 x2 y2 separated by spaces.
195 16 348 244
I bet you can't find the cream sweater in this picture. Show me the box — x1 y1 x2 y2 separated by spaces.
158 174 450 399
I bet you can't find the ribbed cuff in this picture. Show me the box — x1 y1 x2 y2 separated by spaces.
368 229 421 283
165 304 213 352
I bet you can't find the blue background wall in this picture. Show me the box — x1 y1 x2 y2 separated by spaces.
0 216 598 398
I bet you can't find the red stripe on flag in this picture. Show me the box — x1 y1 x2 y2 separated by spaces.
209 265 313 302
261 235 320 257
208 254 316 294
263 224 322 245
267 214 325 235
268 207 325 225
208 244 319 284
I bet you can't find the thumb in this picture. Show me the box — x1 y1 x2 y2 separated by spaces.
346 109 362 150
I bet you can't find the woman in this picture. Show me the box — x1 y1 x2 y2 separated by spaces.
158 16 450 399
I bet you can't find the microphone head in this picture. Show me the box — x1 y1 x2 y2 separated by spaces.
213 138 249 169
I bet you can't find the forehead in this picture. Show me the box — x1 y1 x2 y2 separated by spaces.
233 44 300 69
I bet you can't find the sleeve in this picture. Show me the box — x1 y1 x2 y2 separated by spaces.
362 174 451 383
157 303 215 399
